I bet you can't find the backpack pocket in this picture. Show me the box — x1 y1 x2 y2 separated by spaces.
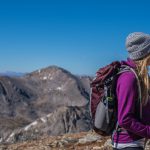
94 100 115 135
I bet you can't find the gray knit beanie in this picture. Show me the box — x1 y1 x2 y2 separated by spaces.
125 32 150 60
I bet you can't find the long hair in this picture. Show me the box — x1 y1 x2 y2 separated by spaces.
134 54 150 106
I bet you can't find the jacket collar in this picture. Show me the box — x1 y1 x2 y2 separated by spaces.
121 57 137 69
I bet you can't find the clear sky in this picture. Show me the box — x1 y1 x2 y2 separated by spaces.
0 0 150 75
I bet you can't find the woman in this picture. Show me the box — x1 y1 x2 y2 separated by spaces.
112 32 150 150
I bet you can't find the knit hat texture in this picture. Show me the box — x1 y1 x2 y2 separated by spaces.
126 32 150 60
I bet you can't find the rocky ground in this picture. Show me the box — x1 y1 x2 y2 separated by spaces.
0 131 149 150
0 131 111 150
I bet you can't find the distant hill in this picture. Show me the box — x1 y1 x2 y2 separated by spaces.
0 71 25 77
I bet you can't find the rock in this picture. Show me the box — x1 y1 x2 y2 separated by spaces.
78 133 102 144
92 146 102 150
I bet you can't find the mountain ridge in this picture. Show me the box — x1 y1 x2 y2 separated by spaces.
0 65 92 144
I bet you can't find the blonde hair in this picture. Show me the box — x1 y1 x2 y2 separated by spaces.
134 54 150 106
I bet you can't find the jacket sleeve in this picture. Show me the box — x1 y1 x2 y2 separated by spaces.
116 72 150 138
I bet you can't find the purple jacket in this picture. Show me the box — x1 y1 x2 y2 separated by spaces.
113 58 150 143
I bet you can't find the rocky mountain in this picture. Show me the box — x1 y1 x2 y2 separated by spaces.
77 75 92 94
24 66 90 113
0 66 92 143
2 106 91 144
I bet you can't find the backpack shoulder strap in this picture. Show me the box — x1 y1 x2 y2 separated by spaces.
117 65 142 120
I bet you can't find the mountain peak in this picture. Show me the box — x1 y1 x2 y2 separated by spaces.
25 65 73 80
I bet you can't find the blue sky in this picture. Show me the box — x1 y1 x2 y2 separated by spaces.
0 0 150 75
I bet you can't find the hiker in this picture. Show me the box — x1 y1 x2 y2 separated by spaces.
112 32 150 150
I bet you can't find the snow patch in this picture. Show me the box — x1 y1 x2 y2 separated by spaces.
6 132 15 142
9 132 15 138
57 86 64 91
43 76 47 80
24 121 38 131
56 85 65 91
47 114 52 118
48 74 53 80
32 121 38 126
41 117 47 123
38 69 41 73
57 87 62 90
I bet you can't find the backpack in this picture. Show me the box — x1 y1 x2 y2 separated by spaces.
90 61 142 136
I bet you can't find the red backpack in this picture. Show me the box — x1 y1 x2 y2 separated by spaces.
90 61 142 136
